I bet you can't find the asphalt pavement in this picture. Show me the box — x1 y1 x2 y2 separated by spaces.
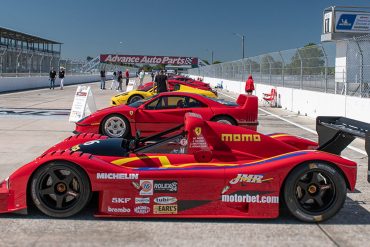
0 78 369 247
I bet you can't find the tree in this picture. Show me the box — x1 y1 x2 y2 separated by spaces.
86 56 94 62
212 60 222 64
286 43 325 75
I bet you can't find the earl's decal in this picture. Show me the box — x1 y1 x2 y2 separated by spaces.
221 134 261 142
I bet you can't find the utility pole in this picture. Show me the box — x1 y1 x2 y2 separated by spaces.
233 33 245 59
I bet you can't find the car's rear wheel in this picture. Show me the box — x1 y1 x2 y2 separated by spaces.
128 95 144 104
102 114 130 138
212 116 236 125
283 162 347 222
30 162 91 218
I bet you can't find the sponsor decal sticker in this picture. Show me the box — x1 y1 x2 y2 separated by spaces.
153 205 178 214
96 173 139 180
221 134 261 142
229 174 271 184
112 198 131 204
107 206 131 213
83 140 100 146
129 110 134 116
194 127 202 136
134 206 150 214
135 197 150 204
154 181 178 193
71 145 80 151
140 180 153 195
154 196 177 205
180 138 188 146
221 194 279 204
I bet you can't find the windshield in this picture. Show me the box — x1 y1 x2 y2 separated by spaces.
207 97 238 106
128 96 155 108
137 134 188 154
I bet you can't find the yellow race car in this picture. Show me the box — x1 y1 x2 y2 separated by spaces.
111 84 217 106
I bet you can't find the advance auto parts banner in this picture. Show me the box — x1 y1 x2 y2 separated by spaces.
100 54 198 66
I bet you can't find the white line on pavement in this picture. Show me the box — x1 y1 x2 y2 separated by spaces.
218 91 367 156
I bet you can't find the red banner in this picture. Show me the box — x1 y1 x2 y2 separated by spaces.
100 54 198 66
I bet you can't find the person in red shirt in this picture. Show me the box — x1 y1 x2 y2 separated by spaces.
245 74 255 95
125 69 130 87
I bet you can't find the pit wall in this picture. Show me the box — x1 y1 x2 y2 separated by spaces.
190 76 370 123
0 74 101 93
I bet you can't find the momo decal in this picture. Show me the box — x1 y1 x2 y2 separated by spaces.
134 206 150 214
154 181 178 193
96 173 138 180
154 196 177 205
221 134 261 142
153 205 178 214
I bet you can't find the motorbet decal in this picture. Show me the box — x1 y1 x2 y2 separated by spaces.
100 54 197 65
96 173 139 180
112 198 131 204
222 194 279 204
154 181 178 193
107 206 130 213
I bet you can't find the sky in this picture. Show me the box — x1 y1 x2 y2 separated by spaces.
0 0 368 62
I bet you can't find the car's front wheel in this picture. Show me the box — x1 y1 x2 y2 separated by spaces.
30 161 91 218
283 162 347 222
128 95 144 104
101 114 130 138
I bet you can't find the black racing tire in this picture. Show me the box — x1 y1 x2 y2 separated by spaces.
101 114 130 138
283 162 347 222
30 161 91 218
211 115 237 125
128 95 144 104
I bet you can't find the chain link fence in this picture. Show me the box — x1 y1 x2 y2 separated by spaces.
189 35 370 98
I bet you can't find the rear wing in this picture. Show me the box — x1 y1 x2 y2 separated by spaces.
316 116 370 181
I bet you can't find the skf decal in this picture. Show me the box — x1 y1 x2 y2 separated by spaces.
154 196 177 205
221 134 261 142
112 198 131 204
153 205 178 214
96 173 138 180
194 127 202 136
134 206 150 214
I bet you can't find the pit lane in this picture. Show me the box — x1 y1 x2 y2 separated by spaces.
0 78 369 247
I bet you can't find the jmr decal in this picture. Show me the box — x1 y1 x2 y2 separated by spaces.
153 205 178 214
229 174 265 184
154 196 177 205
96 173 139 180
221 134 261 142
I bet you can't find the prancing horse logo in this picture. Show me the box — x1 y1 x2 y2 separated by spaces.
194 127 202 136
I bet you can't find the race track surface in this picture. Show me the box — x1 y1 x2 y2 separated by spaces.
0 78 369 247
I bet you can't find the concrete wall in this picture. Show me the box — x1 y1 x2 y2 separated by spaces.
190 76 370 123
0 74 101 93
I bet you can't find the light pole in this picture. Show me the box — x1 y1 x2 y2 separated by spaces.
233 33 245 59
206 49 214 64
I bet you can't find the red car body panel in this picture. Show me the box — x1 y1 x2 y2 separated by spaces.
75 92 259 137
0 114 358 219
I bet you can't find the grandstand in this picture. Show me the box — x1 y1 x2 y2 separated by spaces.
0 26 61 77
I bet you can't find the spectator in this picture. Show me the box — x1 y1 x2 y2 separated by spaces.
154 70 168 93
58 68 65 90
117 71 123 91
125 69 130 87
138 69 145 87
100 69 106 90
245 74 255 95
151 71 155 81
49 67 57 90
111 71 117 90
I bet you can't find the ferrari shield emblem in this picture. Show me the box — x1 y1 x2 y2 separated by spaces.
129 111 134 116
194 127 202 136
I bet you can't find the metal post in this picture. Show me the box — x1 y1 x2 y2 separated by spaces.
354 38 364 97
278 51 285 87
321 45 329 93
233 33 245 59
297 48 303 89
40 54 45 75
15 50 22 77
29 52 34 76
242 35 245 59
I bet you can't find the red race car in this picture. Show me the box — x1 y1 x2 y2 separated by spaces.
75 92 258 138
0 114 368 222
